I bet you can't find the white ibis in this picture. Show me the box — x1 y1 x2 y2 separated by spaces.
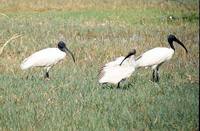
20 41 75 78
98 49 137 88
134 34 188 82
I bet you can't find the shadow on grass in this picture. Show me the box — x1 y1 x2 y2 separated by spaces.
99 82 134 90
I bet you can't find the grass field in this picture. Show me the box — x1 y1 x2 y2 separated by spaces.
0 0 199 130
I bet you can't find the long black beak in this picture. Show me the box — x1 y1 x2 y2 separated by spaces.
64 47 75 63
119 49 136 66
175 38 188 54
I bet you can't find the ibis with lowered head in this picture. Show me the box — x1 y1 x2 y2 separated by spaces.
20 41 75 79
98 49 137 88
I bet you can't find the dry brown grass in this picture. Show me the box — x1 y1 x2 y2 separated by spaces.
0 0 198 12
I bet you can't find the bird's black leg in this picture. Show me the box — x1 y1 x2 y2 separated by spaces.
155 67 159 82
45 72 49 78
117 82 120 88
44 66 51 79
155 62 164 82
152 69 156 82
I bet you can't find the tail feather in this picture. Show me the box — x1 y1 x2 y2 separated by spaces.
20 58 31 70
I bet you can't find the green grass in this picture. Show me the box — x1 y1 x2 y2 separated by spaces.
0 0 199 130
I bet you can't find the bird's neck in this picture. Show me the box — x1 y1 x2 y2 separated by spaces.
169 42 175 51
127 56 136 67
59 48 65 52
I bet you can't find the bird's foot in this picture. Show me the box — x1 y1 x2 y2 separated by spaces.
44 77 50 81
150 78 155 82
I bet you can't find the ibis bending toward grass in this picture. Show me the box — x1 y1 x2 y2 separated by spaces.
134 34 188 82
98 49 137 88
20 41 75 79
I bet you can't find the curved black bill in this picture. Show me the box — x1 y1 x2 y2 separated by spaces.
175 38 188 54
119 49 136 66
64 48 75 63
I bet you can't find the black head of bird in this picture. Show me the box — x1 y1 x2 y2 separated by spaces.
58 41 75 63
120 49 136 66
167 34 188 54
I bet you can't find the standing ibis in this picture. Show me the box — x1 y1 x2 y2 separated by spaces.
98 49 137 88
134 34 188 82
20 41 75 79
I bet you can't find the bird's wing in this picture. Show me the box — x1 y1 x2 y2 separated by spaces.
20 48 65 69
136 47 173 67
98 54 137 83
98 56 124 77
98 65 135 84
98 66 121 84
104 56 125 67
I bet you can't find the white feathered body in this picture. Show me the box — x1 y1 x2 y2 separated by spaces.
20 48 66 70
99 56 136 84
135 47 174 69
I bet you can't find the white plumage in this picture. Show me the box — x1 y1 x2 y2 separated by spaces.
135 47 174 69
103 56 125 67
20 41 75 78
98 49 136 87
21 48 66 70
